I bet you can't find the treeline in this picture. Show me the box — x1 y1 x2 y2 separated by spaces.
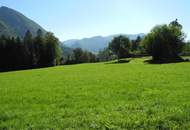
62 19 190 64
0 29 61 71
61 35 145 64
63 48 97 64
1 19 190 71
97 35 145 62
182 41 190 56
98 19 189 63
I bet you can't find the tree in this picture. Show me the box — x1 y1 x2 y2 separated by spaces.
15 36 25 67
98 48 117 61
34 29 44 66
131 36 142 52
73 48 84 63
0 30 62 71
108 35 131 61
44 32 61 66
182 41 190 56
142 20 185 62
24 30 34 66
70 48 97 64
87 51 97 62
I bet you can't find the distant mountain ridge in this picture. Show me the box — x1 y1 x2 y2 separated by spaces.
0 6 45 38
0 6 145 54
63 33 145 53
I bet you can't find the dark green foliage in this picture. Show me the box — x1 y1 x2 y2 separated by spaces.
0 30 61 71
65 48 97 64
109 35 131 60
24 30 35 66
33 29 45 67
98 48 117 61
181 41 190 56
0 36 25 70
73 48 84 63
98 36 145 62
44 32 61 66
142 20 185 62
60 44 73 63
131 36 141 52
72 48 97 63
63 34 145 53
130 36 147 55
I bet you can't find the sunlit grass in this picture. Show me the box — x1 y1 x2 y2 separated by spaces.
0 58 190 129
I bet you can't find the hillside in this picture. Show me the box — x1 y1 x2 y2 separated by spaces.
0 6 45 38
63 33 145 53
1 58 190 129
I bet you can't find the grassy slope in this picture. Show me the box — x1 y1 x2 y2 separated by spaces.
0 58 190 129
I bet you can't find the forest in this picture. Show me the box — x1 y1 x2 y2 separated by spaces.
0 19 189 71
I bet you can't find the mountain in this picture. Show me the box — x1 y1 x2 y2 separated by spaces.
63 33 145 53
0 6 45 38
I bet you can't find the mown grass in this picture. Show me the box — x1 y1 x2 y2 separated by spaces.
1 58 190 129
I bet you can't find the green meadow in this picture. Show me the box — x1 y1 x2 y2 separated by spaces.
1 58 190 130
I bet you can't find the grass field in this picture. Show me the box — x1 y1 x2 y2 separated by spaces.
1 58 190 129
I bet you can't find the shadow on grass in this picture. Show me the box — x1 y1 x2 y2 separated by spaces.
144 58 190 64
0 65 54 73
105 59 131 64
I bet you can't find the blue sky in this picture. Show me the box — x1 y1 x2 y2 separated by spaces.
0 0 190 41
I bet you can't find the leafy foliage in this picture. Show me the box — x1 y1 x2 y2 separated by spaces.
63 34 145 53
65 48 97 64
142 20 185 62
0 30 61 71
108 35 131 60
98 48 117 61
182 41 190 56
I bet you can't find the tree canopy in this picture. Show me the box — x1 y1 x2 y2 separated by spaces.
0 29 62 71
142 20 185 62
108 35 131 60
